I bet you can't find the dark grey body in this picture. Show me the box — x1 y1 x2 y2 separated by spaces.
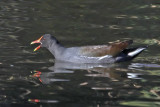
47 41 146 63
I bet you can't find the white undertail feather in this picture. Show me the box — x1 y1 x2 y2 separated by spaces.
128 48 146 57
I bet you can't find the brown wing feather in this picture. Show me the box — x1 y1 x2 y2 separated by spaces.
79 40 133 57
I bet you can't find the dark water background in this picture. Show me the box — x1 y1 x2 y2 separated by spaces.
0 0 160 106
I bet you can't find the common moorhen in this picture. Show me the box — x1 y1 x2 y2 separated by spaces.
31 34 147 63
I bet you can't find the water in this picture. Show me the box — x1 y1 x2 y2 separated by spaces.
0 0 160 106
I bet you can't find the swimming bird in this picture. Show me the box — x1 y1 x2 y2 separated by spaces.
31 34 147 63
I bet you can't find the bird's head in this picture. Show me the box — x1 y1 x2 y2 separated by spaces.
31 34 58 51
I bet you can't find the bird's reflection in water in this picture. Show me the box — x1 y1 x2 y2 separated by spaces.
31 60 151 85
29 61 160 104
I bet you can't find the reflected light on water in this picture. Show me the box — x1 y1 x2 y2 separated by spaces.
28 99 59 103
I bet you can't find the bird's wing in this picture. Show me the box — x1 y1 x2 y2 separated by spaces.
79 40 133 57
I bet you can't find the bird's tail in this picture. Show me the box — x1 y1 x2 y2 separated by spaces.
115 46 147 62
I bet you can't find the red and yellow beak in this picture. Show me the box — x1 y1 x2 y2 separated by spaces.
30 36 43 51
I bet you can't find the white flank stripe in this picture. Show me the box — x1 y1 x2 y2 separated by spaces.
98 55 112 60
